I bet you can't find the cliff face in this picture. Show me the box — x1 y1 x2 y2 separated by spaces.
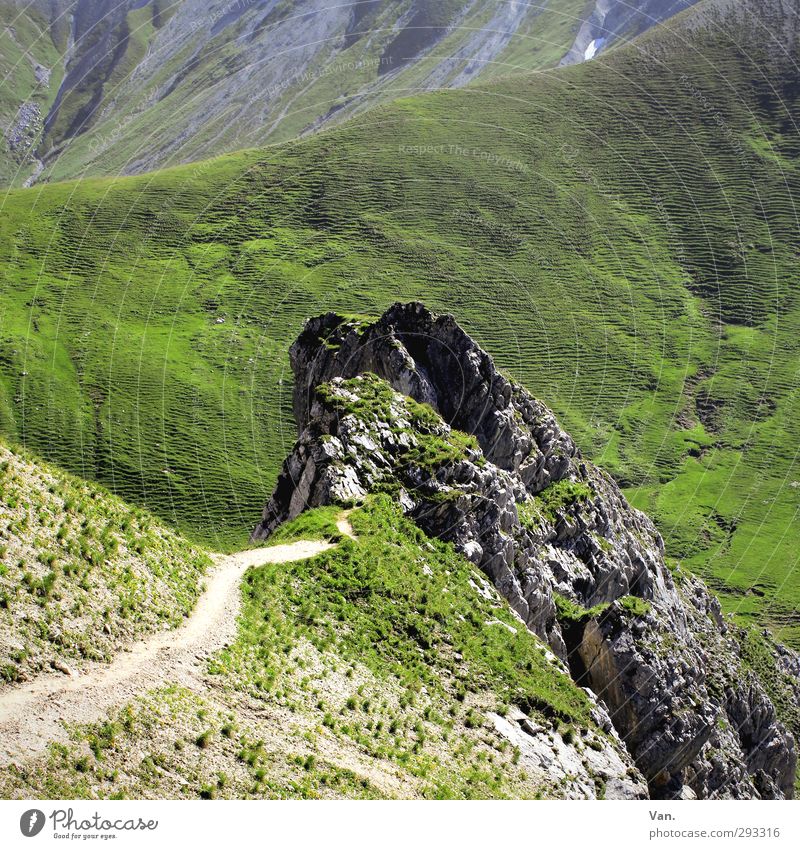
254 302 797 799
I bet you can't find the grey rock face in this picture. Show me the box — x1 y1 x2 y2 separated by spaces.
254 302 797 799
488 706 648 800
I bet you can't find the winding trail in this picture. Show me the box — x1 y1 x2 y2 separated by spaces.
336 510 356 539
0 533 346 768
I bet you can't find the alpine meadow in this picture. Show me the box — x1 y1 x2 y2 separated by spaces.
1 0 800 811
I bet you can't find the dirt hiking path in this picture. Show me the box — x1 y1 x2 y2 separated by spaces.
0 534 344 768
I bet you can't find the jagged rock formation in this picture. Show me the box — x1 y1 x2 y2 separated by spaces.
255 303 797 799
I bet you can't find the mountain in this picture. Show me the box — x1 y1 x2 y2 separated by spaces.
1 0 800 803
252 302 798 799
0 0 700 185
1 0 798 647
2 310 796 800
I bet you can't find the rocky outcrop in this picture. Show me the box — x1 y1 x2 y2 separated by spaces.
253 302 798 799
488 704 648 800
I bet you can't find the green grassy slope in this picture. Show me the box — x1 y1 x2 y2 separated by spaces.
0 0 798 641
3 498 629 800
0 440 210 682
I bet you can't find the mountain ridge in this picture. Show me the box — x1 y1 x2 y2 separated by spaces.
252 302 798 799
0 442 653 800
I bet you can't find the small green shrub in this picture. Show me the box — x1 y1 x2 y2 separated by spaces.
195 730 213 749
619 596 651 618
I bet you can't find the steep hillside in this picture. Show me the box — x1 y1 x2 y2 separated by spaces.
0 0 700 185
0 440 210 683
250 303 798 799
0 496 648 800
0 0 798 649
0 0 69 185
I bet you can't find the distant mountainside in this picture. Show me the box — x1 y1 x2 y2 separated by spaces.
1 0 799 652
0 0 700 185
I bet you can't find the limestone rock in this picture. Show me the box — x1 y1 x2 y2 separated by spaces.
253 302 798 799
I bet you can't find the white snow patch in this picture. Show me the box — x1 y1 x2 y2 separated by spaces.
583 38 599 62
